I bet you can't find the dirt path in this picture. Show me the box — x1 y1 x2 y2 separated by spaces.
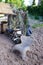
0 27 43 65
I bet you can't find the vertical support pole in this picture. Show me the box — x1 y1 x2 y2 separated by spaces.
1 22 3 33
8 14 11 29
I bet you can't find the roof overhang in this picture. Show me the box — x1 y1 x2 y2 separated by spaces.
0 2 16 15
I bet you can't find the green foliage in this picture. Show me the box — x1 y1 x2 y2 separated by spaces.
5 0 8 3
41 0 43 6
27 0 43 17
32 0 35 5
8 0 26 10
1 0 26 10
27 5 43 16
0 0 2 2
34 15 39 19
32 24 43 28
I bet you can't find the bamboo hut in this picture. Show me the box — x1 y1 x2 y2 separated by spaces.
0 2 14 15
0 2 16 33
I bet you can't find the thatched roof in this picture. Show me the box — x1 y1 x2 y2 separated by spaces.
0 2 16 15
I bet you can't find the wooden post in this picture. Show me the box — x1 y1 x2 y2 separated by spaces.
1 22 3 33
8 14 11 29
1 21 8 33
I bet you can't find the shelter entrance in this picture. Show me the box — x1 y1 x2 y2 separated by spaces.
0 2 16 34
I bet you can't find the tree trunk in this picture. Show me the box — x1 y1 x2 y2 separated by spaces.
32 0 35 5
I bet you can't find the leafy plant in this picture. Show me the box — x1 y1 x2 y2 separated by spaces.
8 0 26 9
32 0 35 5
27 5 43 16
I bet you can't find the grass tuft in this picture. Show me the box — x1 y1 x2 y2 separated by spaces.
32 24 43 28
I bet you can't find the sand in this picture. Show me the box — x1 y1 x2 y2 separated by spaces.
0 27 43 65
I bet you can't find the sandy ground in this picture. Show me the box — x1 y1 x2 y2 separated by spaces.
0 27 43 65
